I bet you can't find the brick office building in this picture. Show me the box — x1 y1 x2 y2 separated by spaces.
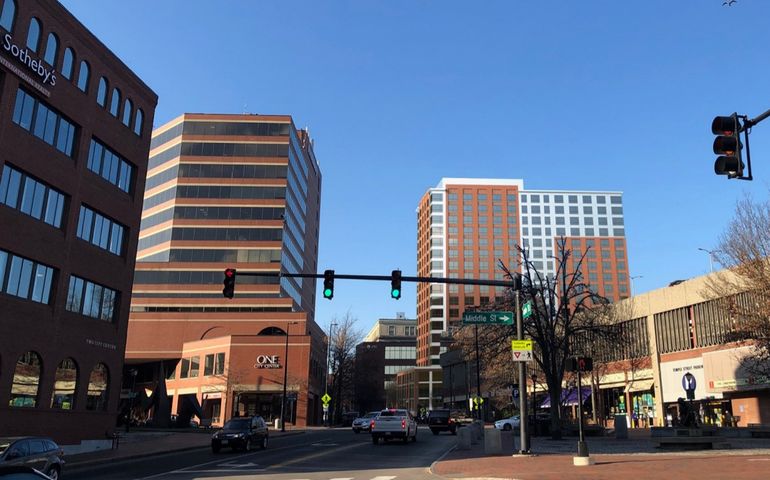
126 113 326 427
0 0 157 449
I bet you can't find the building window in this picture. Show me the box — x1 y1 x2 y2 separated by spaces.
122 99 132 127
65 275 118 321
43 32 58 66
10 351 41 407
0 0 16 32
77 61 89 92
134 109 143 136
204 354 215 376
96 77 108 107
215 353 225 375
12 88 77 157
388 325 396 336
85 363 109 411
26 17 40 52
61 47 74 80
76 205 126 256
87 138 134 193
51 358 78 409
109 88 121 117
0 249 55 304
0 164 66 228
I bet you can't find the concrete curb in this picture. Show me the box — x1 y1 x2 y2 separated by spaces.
428 444 458 478
65 430 306 472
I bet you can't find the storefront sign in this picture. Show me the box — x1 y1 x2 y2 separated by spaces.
703 346 770 393
660 358 721 402
85 338 117 350
254 355 281 369
2 33 56 87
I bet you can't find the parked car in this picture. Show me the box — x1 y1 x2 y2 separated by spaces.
211 416 268 453
0 465 54 479
351 412 379 433
494 415 521 431
370 409 418 444
0 437 64 480
427 409 458 435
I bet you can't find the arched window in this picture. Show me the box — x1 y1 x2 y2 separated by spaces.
258 326 286 336
77 60 89 92
96 77 107 106
51 358 78 410
10 351 42 408
133 108 143 136
0 0 16 32
43 32 58 66
109 87 121 117
61 47 74 80
86 363 109 411
26 17 40 52
122 98 132 127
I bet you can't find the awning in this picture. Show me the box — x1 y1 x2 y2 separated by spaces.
625 379 654 393
540 386 591 408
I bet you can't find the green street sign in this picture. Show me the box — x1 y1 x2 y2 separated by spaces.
321 393 331 404
522 301 532 319
462 311 514 325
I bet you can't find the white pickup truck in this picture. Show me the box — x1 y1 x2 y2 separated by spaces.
370 409 418 444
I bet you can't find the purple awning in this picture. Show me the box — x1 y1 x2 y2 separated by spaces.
539 386 591 408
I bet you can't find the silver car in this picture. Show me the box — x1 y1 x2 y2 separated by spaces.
351 411 379 433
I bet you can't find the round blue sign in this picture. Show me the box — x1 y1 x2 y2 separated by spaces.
682 372 696 391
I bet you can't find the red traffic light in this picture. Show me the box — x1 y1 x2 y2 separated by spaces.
712 115 739 135
225 268 236 278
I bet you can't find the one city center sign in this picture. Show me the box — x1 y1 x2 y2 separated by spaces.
254 355 281 369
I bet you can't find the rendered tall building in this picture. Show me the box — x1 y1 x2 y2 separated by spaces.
416 178 630 366
0 0 157 448
126 114 326 427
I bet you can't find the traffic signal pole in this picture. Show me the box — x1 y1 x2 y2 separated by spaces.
515 289 529 454
233 270 520 289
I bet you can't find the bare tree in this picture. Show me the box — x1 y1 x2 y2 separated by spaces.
455 238 624 439
329 311 363 424
705 195 770 377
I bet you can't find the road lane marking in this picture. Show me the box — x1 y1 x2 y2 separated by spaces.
370 477 397 480
329 478 354 480
134 437 341 480
269 440 369 470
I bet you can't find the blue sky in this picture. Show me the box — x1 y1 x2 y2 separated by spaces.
63 0 770 335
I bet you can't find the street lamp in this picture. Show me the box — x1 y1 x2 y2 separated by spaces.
281 321 299 432
698 248 717 273
630 275 643 296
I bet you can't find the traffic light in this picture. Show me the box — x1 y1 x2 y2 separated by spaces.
713 114 744 178
323 269 334 300
390 270 402 300
568 356 593 372
222 268 236 299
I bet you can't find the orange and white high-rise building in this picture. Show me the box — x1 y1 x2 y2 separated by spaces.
416 178 630 367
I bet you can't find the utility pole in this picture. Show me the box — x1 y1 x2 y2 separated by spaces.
324 322 336 426
474 324 481 420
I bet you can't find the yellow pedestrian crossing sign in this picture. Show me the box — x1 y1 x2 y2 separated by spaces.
511 339 533 362
321 393 331 404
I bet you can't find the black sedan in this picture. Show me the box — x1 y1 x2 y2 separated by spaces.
211 416 269 452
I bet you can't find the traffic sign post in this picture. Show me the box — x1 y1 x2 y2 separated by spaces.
462 311 514 325
321 393 331 404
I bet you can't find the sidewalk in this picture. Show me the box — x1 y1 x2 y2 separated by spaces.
65 427 307 470
431 428 770 480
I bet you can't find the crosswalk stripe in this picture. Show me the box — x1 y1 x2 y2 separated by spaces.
329 478 354 480
370 477 397 480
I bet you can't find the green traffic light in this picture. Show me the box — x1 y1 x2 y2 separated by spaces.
324 288 333 298
391 288 400 299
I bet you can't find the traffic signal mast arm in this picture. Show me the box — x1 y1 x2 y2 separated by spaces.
744 107 770 129
233 270 521 288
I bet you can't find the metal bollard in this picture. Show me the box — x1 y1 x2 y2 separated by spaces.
484 427 502 454
457 427 472 450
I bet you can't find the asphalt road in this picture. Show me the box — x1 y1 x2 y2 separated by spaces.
67 428 457 480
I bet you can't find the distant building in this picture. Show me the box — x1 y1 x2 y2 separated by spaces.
354 314 416 413
0 0 157 450
416 178 630 367
126 113 325 428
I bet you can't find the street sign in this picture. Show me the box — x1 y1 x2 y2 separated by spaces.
462 311 514 325
512 388 519 399
682 373 696 400
323 404 329 412
511 339 533 362
321 393 331 404
522 301 532 319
